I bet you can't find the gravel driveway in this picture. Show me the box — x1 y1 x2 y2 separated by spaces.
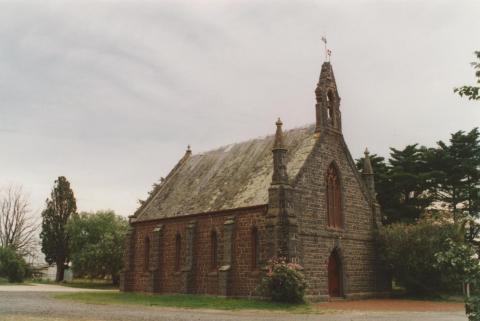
0 283 106 292
0 286 467 321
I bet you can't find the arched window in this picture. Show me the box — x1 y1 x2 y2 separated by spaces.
175 233 182 271
210 230 218 270
327 90 334 102
251 227 260 270
326 90 335 124
326 163 342 228
144 236 150 271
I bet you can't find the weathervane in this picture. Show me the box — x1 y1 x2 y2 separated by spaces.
321 36 332 62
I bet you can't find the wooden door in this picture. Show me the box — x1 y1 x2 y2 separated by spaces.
328 252 342 297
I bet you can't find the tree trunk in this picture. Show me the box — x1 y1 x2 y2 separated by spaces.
55 262 65 282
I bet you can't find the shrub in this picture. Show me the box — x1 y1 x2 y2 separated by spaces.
435 238 480 321
0 247 27 283
467 295 480 321
377 218 463 294
257 257 307 303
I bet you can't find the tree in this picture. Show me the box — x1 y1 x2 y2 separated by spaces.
387 144 435 222
377 218 463 294
67 210 128 285
455 51 480 101
429 128 480 242
357 146 435 224
0 185 38 257
435 238 480 321
40 176 77 282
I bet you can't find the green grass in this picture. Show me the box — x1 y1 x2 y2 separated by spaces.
55 292 322 313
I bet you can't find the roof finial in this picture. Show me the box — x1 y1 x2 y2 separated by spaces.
186 144 192 154
273 118 285 149
271 117 288 185
363 147 373 175
321 36 332 62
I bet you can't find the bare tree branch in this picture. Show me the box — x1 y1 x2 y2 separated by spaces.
0 185 39 257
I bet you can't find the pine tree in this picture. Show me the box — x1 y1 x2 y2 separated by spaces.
40 176 77 282
357 145 435 224
387 144 435 223
431 128 480 242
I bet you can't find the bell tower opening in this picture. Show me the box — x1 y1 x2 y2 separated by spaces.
315 62 341 133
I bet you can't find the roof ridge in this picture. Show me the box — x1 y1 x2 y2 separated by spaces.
192 123 316 157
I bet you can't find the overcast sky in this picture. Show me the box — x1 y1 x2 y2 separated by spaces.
1 0 479 218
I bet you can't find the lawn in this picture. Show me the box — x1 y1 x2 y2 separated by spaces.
56 292 320 313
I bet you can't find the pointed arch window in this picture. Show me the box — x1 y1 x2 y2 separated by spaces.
326 163 342 229
326 90 335 124
210 230 218 270
251 227 260 270
175 233 182 271
144 236 150 271
326 89 335 102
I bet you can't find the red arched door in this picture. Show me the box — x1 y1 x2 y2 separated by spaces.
328 251 342 297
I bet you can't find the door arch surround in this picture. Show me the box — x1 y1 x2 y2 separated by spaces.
327 249 343 297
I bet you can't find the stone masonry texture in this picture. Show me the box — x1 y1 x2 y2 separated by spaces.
121 62 390 299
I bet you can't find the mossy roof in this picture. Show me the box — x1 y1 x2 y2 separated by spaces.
134 124 317 221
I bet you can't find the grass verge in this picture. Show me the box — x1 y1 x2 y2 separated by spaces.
32 278 117 290
0 315 98 321
55 292 324 313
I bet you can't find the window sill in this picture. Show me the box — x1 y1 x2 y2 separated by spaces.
173 271 182 276
207 271 218 277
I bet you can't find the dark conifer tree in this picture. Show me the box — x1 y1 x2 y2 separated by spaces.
40 176 77 282
430 128 480 242
357 145 435 224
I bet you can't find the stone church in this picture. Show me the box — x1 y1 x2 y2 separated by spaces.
120 61 390 299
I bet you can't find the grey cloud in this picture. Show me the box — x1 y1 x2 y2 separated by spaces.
1 0 479 217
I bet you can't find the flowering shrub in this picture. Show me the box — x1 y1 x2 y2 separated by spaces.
466 295 480 321
257 257 307 303
435 238 480 321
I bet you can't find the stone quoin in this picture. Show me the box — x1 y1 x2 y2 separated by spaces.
120 61 390 300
